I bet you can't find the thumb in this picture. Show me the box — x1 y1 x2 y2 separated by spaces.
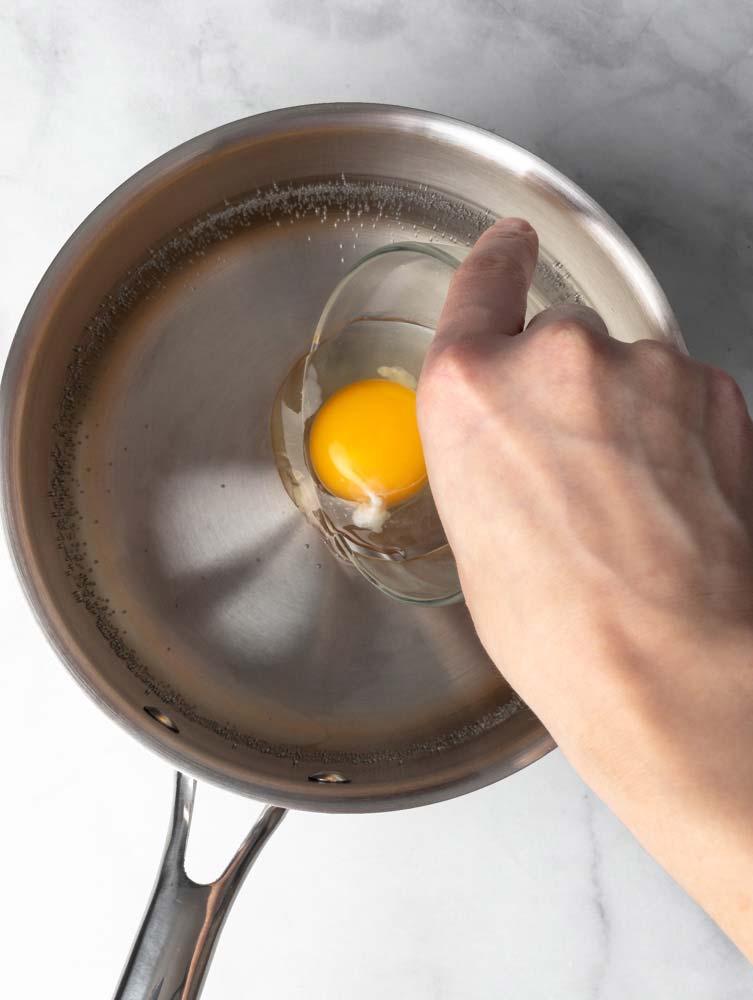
431 218 539 355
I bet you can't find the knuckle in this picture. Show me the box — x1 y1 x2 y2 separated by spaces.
632 338 681 373
709 365 747 411
419 338 493 421
422 339 479 388
532 319 602 367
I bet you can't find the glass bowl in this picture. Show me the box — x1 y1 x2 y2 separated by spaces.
272 241 465 605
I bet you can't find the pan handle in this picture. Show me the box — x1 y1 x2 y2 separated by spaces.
113 771 286 1000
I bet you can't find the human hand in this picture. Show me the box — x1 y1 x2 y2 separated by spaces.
418 218 753 958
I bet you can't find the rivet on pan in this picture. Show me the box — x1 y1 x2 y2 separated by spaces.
308 771 351 784
144 706 179 733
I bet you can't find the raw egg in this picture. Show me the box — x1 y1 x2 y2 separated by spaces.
308 378 427 512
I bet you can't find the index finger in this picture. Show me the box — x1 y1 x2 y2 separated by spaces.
432 218 539 352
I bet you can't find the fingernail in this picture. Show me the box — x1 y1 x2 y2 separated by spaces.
496 217 534 234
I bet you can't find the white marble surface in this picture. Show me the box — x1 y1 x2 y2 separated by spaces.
3 1 753 997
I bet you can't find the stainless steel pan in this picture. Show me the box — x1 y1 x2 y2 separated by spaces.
1 104 682 998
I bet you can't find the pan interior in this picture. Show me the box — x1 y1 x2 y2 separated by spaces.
50 177 575 765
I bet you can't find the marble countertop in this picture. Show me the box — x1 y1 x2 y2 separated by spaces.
3 1 753 997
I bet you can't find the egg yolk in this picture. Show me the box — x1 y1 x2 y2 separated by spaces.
308 378 427 508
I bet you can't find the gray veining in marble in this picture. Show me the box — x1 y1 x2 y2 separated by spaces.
584 792 611 1000
3 1 753 998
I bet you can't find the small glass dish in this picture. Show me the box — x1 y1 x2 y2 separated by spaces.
272 242 465 605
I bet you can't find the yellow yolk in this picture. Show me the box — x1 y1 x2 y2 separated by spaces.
308 378 427 508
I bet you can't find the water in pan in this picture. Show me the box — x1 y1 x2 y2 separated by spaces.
49 177 580 762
